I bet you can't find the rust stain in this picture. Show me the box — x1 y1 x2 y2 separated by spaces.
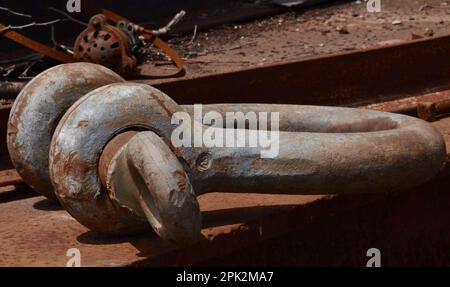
77 120 89 128
175 170 187 192
162 137 183 158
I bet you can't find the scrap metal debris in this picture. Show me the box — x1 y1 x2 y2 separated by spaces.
74 14 138 71
0 6 186 80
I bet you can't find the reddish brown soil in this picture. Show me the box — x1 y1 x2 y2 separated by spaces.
159 0 450 76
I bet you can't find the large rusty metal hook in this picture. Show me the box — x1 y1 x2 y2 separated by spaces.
6 63 446 244
47 75 445 244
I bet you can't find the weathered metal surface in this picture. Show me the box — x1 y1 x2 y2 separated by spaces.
93 7 186 78
98 130 138 188
107 131 202 244
49 83 180 234
417 99 450 122
6 63 125 199
5 86 449 189
74 15 137 72
185 104 446 195
362 89 450 115
47 78 446 242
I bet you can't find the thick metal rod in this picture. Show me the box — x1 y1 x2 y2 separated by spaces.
191 124 445 195
109 104 446 196
100 103 447 208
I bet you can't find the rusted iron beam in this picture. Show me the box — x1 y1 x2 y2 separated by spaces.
146 34 450 107
417 99 450 122
362 89 450 115
2 34 450 102
4 34 450 104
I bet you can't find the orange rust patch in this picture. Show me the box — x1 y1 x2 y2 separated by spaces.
162 137 183 158
77 120 89 128
175 170 187 192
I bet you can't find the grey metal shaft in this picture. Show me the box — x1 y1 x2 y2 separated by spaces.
191 126 445 195
181 104 447 195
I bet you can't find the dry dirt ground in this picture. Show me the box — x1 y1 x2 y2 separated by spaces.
153 0 450 77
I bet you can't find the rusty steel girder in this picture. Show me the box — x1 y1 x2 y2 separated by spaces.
150 34 450 107
417 99 450 122
5 63 444 244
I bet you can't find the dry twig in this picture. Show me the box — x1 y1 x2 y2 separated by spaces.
0 19 62 33
0 6 32 18
189 25 198 44
152 10 186 35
